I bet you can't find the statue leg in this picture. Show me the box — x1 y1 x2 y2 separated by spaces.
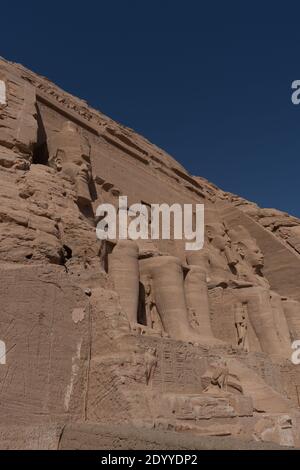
140 256 208 343
236 286 288 358
184 265 215 341
270 292 291 358
109 240 139 325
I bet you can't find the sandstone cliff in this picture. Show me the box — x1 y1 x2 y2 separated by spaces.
1 56 300 449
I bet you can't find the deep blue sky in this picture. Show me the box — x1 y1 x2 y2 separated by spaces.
1 1 300 216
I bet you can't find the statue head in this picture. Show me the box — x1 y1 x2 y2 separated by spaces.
206 223 230 251
48 121 92 205
243 241 264 269
229 226 264 269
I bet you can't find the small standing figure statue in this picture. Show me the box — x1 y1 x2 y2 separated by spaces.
234 303 249 352
144 347 158 385
144 277 159 330
145 277 155 328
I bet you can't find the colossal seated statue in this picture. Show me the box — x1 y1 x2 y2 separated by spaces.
200 223 293 357
186 222 293 358
106 215 293 358
108 238 209 343
229 226 292 358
